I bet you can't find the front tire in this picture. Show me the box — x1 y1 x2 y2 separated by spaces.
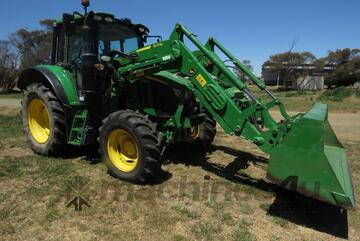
98 110 163 183
21 83 67 155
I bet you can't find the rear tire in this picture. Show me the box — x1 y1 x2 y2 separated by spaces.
98 110 163 183
21 83 67 155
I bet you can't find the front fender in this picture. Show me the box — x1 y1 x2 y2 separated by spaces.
17 65 80 106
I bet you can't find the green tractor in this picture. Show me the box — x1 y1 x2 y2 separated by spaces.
18 1 355 208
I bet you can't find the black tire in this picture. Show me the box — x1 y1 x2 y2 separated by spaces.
184 114 217 150
198 115 217 147
21 83 67 155
98 110 163 183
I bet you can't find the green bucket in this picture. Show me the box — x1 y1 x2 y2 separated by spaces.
267 103 355 209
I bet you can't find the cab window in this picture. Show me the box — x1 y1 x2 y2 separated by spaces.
123 37 139 53
98 23 140 57
67 34 83 63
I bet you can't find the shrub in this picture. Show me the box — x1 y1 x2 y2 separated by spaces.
318 87 360 101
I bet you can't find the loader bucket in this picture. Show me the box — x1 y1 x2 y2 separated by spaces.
267 103 355 209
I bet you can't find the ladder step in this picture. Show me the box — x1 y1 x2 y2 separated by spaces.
68 110 88 146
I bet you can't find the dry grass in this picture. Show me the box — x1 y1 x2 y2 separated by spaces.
0 100 359 241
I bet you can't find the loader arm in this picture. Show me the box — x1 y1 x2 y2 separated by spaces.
118 24 291 154
116 24 355 209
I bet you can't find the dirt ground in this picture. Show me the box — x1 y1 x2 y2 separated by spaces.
0 104 359 241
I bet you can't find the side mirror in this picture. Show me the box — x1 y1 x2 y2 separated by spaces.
144 35 163 44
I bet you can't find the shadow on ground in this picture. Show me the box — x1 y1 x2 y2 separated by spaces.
164 144 349 239
58 142 349 238
269 190 348 239
63 144 173 185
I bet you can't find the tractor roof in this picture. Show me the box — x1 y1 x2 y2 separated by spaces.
54 12 150 34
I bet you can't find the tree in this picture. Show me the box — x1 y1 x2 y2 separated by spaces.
0 19 54 92
0 40 18 92
325 48 360 87
242 60 253 72
234 59 254 82
263 51 316 89
9 19 54 70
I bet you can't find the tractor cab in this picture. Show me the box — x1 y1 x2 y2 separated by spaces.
51 12 149 65
49 9 150 118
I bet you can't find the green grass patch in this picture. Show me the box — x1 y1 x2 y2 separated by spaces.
172 234 188 241
0 114 26 148
0 155 76 180
233 225 257 241
0 157 31 178
206 200 233 224
144 210 180 231
45 208 63 223
0 224 16 235
240 203 254 215
269 236 281 241
0 205 17 220
271 216 289 227
0 115 22 139
259 203 270 211
37 158 76 178
241 217 254 227
284 91 316 97
191 220 222 241
173 205 200 219
0 92 22 99
0 192 10 203
318 87 360 102
249 85 360 112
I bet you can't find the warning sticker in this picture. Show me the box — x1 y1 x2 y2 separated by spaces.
196 74 207 87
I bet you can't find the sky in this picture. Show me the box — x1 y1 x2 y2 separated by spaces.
0 0 359 75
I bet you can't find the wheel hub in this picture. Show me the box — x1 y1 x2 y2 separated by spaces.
27 98 51 144
107 129 139 172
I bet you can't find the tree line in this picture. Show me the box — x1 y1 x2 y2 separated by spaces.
0 20 53 93
263 49 360 89
0 20 359 93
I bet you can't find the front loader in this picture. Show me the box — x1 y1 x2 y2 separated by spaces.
18 1 355 209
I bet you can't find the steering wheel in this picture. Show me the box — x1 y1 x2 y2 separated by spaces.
109 50 129 59
109 50 139 62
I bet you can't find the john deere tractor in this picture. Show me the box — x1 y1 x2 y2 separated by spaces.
18 1 355 208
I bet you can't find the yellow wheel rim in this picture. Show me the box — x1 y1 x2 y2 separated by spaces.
107 129 139 173
27 98 51 144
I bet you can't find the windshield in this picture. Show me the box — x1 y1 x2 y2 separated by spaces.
98 23 140 56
